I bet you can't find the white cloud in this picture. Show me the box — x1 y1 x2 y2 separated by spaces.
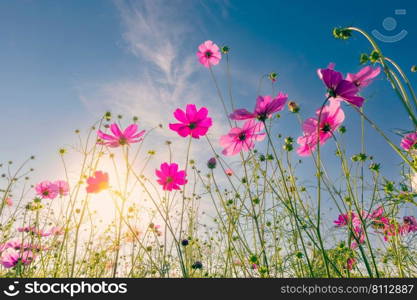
80 0 233 139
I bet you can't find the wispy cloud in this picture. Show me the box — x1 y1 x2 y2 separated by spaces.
80 0 233 145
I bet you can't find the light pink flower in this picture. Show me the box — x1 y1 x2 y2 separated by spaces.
220 120 266 156
97 123 145 148
35 181 59 199
297 100 345 156
225 169 233 176
318 65 364 107
229 93 288 121
86 171 109 194
401 132 417 151
155 163 187 191
197 40 221 68
54 180 69 197
169 104 212 139
346 66 380 89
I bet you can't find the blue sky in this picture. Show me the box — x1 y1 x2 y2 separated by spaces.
1 0 417 192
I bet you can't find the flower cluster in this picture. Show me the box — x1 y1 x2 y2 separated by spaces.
335 206 417 248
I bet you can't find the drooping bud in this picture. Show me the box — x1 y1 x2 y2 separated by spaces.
333 27 352 40
369 50 381 64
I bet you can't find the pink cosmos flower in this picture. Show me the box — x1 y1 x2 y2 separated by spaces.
334 211 364 228
97 123 145 148
1 240 45 252
0 248 35 268
5 197 13 207
400 216 417 235
35 181 59 199
382 223 398 241
350 227 366 249
54 180 69 197
318 66 364 107
18 226 51 237
400 132 417 151
197 40 221 68
155 163 187 191
369 206 384 219
49 226 64 236
220 120 266 156
334 212 354 227
346 258 356 270
86 171 109 194
334 211 367 249
169 104 212 139
346 66 381 89
297 100 345 156
229 93 288 121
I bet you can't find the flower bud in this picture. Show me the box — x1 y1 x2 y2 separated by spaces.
288 101 300 113
207 157 217 169
412 65 417 73
191 261 203 269
221 46 230 54
370 50 381 64
268 72 278 82
104 111 111 121
359 53 369 65
333 27 352 40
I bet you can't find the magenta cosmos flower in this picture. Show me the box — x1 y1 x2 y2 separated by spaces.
35 181 59 199
346 66 380 89
0 248 35 268
220 119 266 156
197 40 221 68
297 100 345 156
169 104 212 139
400 216 417 235
401 132 417 151
97 123 145 148
155 163 187 191
318 65 364 107
229 93 288 121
